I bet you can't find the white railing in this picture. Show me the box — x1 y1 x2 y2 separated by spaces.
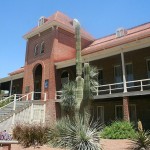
95 78 150 96
55 91 62 100
0 92 47 131
55 78 150 99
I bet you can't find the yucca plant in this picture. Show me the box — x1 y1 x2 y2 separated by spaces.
133 121 150 150
61 81 76 118
47 114 102 150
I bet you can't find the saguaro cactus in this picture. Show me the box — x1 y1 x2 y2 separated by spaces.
73 19 84 110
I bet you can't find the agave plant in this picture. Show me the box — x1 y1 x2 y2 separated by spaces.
134 130 150 150
47 114 102 150
132 121 150 150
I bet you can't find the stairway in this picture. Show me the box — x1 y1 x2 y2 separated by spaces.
0 100 32 123
0 92 46 132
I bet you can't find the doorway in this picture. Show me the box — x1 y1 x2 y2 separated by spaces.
33 64 42 100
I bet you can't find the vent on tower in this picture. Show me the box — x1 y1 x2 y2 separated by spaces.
116 27 127 38
38 16 47 27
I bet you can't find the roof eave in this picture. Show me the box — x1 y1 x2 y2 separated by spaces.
23 20 95 41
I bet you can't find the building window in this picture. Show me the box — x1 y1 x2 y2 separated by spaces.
34 44 39 56
97 106 104 123
115 105 123 120
40 42 45 54
114 64 134 88
61 71 69 88
114 65 123 88
115 104 136 122
146 59 150 78
129 104 137 123
98 69 103 85
125 63 134 87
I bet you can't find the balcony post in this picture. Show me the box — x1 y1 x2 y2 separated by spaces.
9 79 13 96
121 51 127 93
123 96 130 121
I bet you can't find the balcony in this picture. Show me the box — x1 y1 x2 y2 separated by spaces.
56 78 150 100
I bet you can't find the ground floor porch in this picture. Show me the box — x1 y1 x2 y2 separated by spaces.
92 95 150 129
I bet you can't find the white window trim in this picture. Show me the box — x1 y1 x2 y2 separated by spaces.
97 106 104 123
40 41 45 54
114 63 134 82
129 104 137 122
125 63 134 87
34 44 38 56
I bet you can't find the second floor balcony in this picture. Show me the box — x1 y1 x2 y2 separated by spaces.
56 78 150 100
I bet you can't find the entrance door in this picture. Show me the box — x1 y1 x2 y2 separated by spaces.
33 64 42 100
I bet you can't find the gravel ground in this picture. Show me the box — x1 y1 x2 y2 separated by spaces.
2 139 135 150
101 139 134 150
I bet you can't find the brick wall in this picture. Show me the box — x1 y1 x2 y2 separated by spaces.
23 26 92 122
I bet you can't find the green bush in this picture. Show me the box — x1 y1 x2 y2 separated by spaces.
13 123 49 147
0 98 13 108
101 121 137 139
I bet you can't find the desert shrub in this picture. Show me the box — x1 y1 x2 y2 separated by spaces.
0 99 13 108
101 121 137 139
132 121 150 150
13 123 49 147
47 114 103 150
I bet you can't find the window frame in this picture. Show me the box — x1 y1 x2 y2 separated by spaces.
97 106 104 123
115 105 123 120
125 63 134 87
129 104 137 122
34 44 39 56
40 41 45 54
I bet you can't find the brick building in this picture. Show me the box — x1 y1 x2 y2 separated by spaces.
0 11 150 129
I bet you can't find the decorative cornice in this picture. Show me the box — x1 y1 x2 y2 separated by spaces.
23 20 94 41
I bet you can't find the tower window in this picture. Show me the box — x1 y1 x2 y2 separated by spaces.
34 44 39 56
40 42 45 54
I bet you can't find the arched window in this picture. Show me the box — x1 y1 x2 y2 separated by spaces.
61 71 69 87
40 42 45 54
34 44 39 56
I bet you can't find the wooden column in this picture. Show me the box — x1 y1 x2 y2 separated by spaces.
9 79 13 96
123 96 130 121
121 51 127 93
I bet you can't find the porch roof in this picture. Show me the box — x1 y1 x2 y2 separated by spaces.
82 22 150 55
0 72 24 83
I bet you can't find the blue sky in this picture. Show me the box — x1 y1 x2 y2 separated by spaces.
0 0 150 78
